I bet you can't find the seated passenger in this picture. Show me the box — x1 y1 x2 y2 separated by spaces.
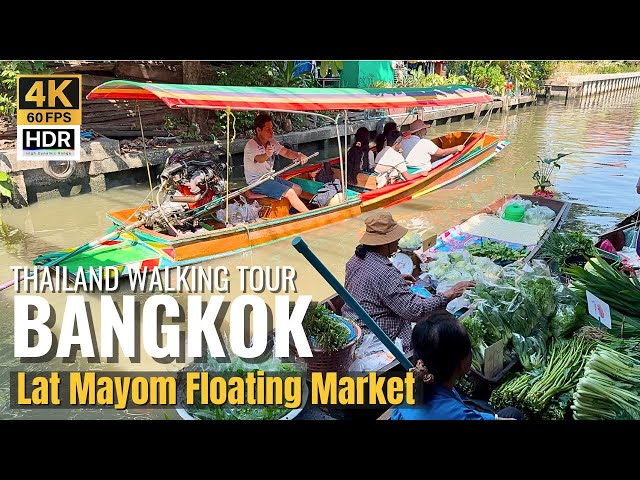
391 310 525 420
243 113 309 213
374 121 398 157
374 130 430 188
401 119 464 170
347 127 375 184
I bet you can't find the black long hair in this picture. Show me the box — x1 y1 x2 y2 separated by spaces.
354 244 376 259
374 121 397 156
347 127 371 184
412 311 472 385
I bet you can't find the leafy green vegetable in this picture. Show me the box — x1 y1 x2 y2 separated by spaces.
299 302 351 352
466 239 528 263
182 356 302 420
539 231 597 268
0 172 13 200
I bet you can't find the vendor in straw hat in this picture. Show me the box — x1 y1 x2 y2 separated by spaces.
401 119 464 170
340 211 475 352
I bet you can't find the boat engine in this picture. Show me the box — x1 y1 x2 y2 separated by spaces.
160 149 228 208
140 149 230 234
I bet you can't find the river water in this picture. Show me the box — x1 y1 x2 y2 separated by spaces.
1 89 639 419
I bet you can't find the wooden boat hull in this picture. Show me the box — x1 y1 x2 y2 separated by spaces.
320 193 570 373
34 198 362 275
34 131 508 274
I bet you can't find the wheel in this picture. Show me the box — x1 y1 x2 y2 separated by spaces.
43 160 76 180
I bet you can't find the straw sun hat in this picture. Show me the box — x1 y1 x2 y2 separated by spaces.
409 119 431 133
359 212 408 246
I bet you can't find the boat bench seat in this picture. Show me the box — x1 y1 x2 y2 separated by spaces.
331 167 378 190
243 189 291 219
243 189 268 200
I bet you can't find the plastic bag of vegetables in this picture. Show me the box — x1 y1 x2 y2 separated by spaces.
398 230 422 251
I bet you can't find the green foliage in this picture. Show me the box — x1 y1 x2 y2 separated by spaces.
318 61 343 78
0 172 14 200
447 61 556 94
299 301 351 352
396 66 467 88
269 61 315 87
212 62 272 87
576 61 640 75
0 61 49 115
532 153 569 190
366 79 393 88
468 61 506 94
540 230 598 267
528 61 557 92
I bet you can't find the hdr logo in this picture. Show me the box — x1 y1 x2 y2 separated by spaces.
16 75 82 161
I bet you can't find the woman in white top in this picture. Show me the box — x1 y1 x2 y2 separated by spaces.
374 130 430 188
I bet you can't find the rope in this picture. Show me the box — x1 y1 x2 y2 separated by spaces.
225 107 237 226
136 102 154 194
462 101 493 148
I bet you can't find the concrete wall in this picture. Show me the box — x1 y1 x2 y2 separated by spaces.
0 95 536 206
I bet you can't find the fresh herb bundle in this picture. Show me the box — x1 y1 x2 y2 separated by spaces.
466 239 528 263
300 302 351 352
539 231 597 267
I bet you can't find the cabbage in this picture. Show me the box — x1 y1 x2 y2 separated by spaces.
399 230 422 250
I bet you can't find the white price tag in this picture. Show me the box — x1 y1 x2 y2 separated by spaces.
586 290 612 329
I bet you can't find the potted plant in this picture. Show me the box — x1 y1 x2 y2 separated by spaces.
531 153 570 198
292 301 361 375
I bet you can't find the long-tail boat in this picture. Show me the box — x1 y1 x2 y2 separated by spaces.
30 81 509 277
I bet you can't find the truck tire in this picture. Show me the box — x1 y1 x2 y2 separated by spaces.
43 161 76 180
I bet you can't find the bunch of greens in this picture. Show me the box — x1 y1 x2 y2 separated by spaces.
463 262 570 374
572 343 640 420
550 303 586 339
565 256 640 336
182 356 301 420
491 337 594 418
512 331 547 371
466 239 528 263
539 231 597 268
461 313 495 371
300 302 351 353
519 276 558 318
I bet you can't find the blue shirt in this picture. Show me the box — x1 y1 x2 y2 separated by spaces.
390 384 496 420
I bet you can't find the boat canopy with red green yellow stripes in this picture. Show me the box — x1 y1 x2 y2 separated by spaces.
86 80 493 111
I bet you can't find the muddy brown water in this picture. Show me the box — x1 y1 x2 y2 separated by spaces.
1 91 640 419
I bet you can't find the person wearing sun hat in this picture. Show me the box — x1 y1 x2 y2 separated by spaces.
401 119 464 170
340 211 475 352
373 130 431 188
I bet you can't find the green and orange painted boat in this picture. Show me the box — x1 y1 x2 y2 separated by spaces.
32 81 509 277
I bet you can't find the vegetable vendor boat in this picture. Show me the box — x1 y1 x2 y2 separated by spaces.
319 193 571 371
30 81 508 278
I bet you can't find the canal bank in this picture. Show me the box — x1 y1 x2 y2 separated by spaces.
0 95 535 206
